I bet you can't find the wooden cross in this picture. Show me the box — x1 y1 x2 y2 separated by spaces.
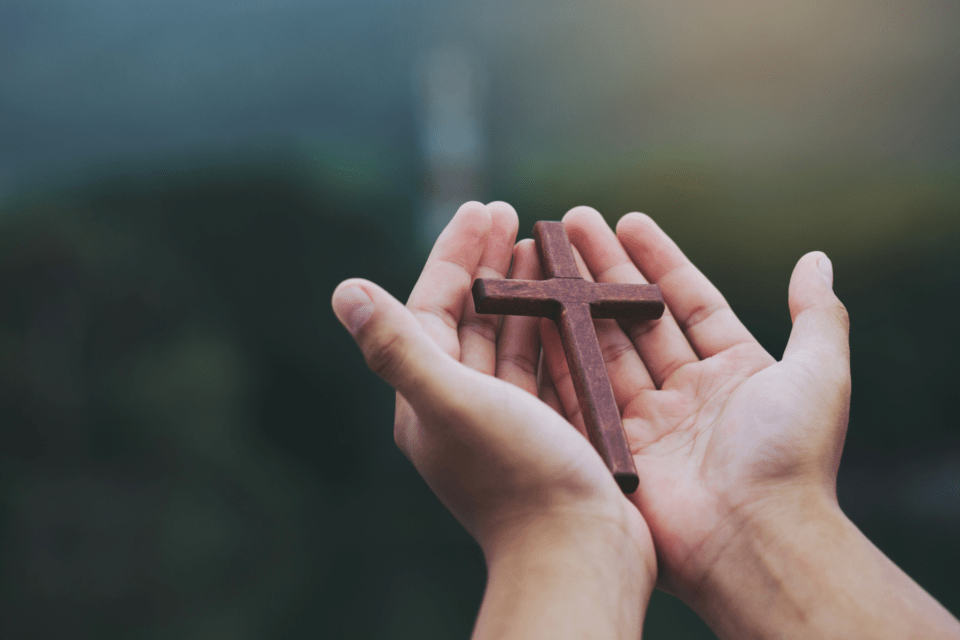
471 221 664 494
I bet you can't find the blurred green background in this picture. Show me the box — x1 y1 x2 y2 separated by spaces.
1 1 958 638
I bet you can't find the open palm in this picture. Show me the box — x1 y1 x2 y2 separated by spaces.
540 208 851 597
336 201 654 568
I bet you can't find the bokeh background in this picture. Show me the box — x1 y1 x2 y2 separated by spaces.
2 1 959 638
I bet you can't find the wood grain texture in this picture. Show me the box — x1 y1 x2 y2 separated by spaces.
472 221 665 494
533 221 581 278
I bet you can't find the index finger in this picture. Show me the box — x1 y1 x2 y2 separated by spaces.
407 202 492 359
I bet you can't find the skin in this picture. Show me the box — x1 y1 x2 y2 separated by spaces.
541 206 960 638
539 205 851 597
332 201 960 639
333 202 654 639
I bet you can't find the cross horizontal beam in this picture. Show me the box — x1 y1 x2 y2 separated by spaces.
472 278 664 320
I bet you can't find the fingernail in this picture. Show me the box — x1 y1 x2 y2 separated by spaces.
817 254 833 287
333 286 375 333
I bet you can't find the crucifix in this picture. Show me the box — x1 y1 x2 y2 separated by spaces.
471 222 664 494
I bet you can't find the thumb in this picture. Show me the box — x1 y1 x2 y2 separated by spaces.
782 252 850 376
331 278 458 406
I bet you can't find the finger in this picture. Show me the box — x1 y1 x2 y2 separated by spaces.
563 207 698 389
783 252 851 383
333 278 460 409
459 201 520 374
616 212 768 362
495 238 541 395
336 277 478 463
407 202 492 359
537 349 566 416
334 277 608 496
540 317 590 439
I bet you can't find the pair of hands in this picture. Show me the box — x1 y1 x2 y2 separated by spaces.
333 199 848 577
332 201 956 638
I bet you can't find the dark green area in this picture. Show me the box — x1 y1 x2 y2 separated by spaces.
0 152 957 639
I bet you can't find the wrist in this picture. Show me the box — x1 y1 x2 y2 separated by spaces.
485 502 653 577
474 502 655 640
686 488 960 640
685 488 846 638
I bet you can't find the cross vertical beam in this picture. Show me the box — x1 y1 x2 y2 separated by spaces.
556 302 638 492
534 221 639 493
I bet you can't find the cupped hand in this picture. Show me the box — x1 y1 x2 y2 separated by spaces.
331 202 653 567
540 207 851 598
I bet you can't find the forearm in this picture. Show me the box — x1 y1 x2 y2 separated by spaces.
473 513 655 640
691 492 960 640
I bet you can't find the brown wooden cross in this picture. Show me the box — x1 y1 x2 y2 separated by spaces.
471 221 664 494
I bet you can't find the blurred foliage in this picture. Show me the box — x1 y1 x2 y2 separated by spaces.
0 150 957 639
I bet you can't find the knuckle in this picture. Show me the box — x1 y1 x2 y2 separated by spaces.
623 316 661 341
498 352 537 378
364 330 405 382
680 301 723 334
600 338 635 366
658 356 689 385
461 315 499 344
831 299 851 334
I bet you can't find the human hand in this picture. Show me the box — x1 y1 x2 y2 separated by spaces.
540 207 851 596
541 207 960 640
332 202 655 638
